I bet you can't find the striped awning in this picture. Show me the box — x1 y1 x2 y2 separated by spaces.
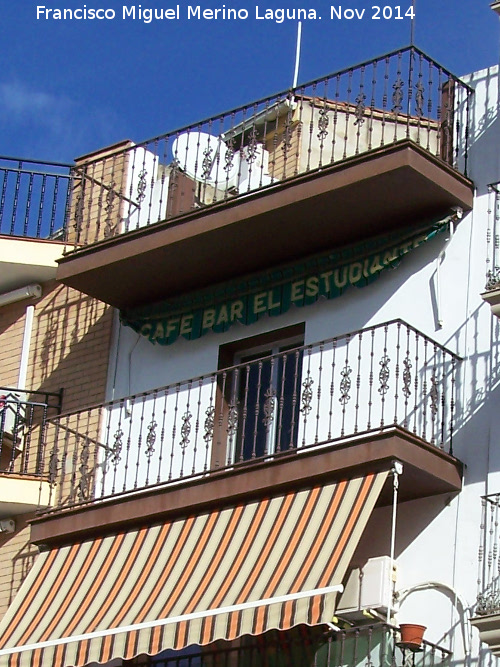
0 472 388 667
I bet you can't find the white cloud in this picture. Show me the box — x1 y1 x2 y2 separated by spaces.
0 82 72 116
0 81 125 162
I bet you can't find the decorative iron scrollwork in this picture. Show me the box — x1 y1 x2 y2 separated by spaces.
486 268 500 291
402 356 412 398
180 411 192 450
354 93 366 126
378 355 390 395
227 402 239 439
442 100 453 138
317 107 329 140
146 420 157 459
224 135 236 174
430 375 439 416
204 405 215 443
76 437 91 502
105 182 115 215
103 181 116 238
301 374 314 415
263 387 276 427
48 449 58 486
415 81 425 117
201 145 215 180
110 428 123 465
73 193 84 234
339 365 352 406
245 127 259 163
136 169 147 203
391 78 404 113
476 589 500 616
282 115 294 153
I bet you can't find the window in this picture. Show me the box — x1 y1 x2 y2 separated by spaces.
217 324 305 465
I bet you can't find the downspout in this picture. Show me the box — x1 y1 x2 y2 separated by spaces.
387 461 403 624
18 305 34 390
0 284 42 391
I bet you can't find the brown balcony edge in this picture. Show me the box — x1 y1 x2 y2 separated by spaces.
30 427 463 548
56 140 474 310
60 139 473 258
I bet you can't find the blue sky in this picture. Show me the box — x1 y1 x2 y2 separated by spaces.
0 0 498 162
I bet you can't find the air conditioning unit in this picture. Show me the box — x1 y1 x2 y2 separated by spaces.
336 556 397 621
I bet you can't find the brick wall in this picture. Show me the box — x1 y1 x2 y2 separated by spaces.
68 140 132 248
0 517 38 619
0 281 114 619
0 300 28 389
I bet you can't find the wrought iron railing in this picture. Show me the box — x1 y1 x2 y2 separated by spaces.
0 156 72 239
42 320 459 511
476 492 500 615
126 623 451 667
0 387 62 478
66 46 472 251
485 182 500 291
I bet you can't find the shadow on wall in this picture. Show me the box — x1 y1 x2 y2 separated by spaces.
0 300 30 387
0 300 27 338
353 494 451 567
347 495 472 654
441 304 500 481
462 66 500 194
29 283 113 414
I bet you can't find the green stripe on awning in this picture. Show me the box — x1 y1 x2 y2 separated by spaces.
121 218 449 346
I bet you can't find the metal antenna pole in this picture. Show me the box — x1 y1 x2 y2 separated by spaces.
410 0 416 46
292 21 302 89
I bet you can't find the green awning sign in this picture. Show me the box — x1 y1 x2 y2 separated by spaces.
122 220 448 346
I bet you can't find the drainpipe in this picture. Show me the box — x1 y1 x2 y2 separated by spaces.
18 305 34 391
387 461 403 624
0 284 42 391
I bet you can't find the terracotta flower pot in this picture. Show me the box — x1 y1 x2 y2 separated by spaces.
399 623 426 647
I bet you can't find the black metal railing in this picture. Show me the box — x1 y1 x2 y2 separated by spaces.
43 320 459 511
485 182 500 291
125 623 451 667
476 492 500 615
66 46 472 251
0 156 72 240
0 387 62 478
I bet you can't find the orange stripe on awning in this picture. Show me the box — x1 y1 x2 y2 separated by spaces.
0 472 388 667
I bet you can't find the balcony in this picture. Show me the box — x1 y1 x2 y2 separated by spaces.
123 623 451 667
471 493 500 654
0 387 62 517
0 156 71 292
30 320 462 544
56 47 474 310
481 183 500 318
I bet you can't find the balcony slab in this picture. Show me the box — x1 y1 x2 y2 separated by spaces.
471 613 500 655
57 141 474 310
0 237 65 293
30 426 463 548
482 286 500 319
0 474 53 518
